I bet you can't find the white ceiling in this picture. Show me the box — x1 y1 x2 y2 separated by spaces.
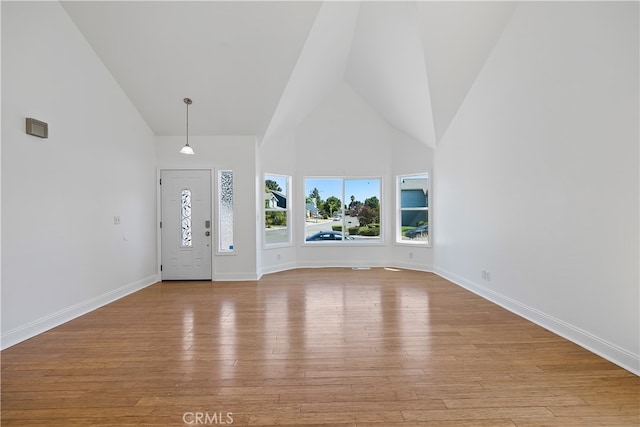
61 1 516 148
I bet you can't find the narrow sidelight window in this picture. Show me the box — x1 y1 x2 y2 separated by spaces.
218 170 234 252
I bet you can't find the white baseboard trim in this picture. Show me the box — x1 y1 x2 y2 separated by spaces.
1 274 159 350
297 260 389 269
389 262 433 273
259 262 297 278
433 266 640 376
213 272 261 281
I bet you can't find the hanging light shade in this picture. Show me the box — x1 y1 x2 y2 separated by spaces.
180 97 195 155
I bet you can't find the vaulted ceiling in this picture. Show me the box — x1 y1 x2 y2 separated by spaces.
61 1 516 148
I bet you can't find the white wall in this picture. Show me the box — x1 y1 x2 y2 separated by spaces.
1 2 158 348
433 2 639 373
286 82 433 270
260 83 434 274
156 135 259 280
294 83 390 268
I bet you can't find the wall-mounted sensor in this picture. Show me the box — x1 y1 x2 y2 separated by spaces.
26 118 48 138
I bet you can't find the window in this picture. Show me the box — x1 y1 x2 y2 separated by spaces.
397 173 429 244
180 189 192 247
218 170 234 252
304 178 381 243
264 174 291 246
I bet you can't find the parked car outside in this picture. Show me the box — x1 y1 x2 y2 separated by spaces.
404 224 428 239
306 231 354 241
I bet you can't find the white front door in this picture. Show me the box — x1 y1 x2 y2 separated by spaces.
161 170 212 280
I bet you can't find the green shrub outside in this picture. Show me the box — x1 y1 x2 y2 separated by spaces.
265 211 286 227
358 227 380 236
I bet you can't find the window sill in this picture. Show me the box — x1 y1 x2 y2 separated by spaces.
304 240 386 247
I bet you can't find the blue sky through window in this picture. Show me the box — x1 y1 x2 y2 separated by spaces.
266 174 288 196
305 178 380 205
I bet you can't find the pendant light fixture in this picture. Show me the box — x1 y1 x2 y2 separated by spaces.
180 97 195 155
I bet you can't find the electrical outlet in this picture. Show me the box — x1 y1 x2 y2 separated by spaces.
409 252 413 259
486 271 491 281
114 216 120 225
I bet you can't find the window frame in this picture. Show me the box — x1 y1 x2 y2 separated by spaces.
303 176 383 245
396 172 430 247
264 173 292 248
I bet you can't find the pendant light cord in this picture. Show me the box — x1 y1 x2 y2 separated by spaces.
184 98 192 147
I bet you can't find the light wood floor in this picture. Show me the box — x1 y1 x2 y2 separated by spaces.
2 268 638 426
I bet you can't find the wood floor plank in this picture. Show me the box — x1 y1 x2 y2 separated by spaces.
356 421 517 427
2 268 638 426
402 406 556 421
